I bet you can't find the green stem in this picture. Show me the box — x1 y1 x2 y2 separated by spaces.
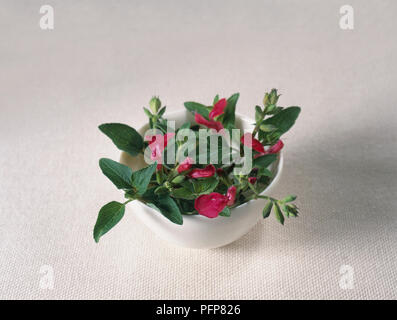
219 176 232 187
247 182 277 202
252 113 265 137
252 125 260 138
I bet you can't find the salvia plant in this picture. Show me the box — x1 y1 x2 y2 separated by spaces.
94 89 301 242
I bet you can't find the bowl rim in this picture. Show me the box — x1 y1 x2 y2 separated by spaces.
121 109 283 221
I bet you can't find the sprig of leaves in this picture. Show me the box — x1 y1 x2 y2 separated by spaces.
94 159 161 242
144 96 168 132
251 89 301 146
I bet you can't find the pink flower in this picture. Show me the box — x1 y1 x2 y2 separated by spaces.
195 113 224 132
194 193 228 218
194 185 237 218
177 157 193 173
188 164 216 179
248 177 257 184
241 134 284 159
209 98 227 119
146 133 175 169
226 185 237 206
254 139 285 160
267 140 284 154
241 133 265 154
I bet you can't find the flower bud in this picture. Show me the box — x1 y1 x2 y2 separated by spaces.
164 181 173 190
269 89 280 105
149 96 161 113
263 93 270 106
286 204 299 216
248 177 257 184
171 175 185 184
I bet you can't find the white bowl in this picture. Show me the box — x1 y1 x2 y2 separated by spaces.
120 110 283 249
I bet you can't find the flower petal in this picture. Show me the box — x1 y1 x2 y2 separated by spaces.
177 157 193 173
188 164 216 178
164 133 175 147
195 113 224 132
248 177 257 184
146 133 175 163
226 185 237 206
194 193 228 218
241 133 265 154
267 140 284 154
209 98 227 119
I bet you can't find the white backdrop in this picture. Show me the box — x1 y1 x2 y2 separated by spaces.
0 0 396 299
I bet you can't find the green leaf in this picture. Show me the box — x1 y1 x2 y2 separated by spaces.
99 158 133 190
286 203 299 217
222 93 239 129
171 187 196 200
262 201 273 218
219 207 231 217
274 202 284 225
99 123 144 156
184 101 209 118
255 106 264 123
157 106 166 117
177 199 196 214
282 195 297 203
261 107 301 135
281 203 290 218
143 107 153 117
213 94 219 105
259 124 277 132
124 190 135 199
179 122 191 130
191 177 219 195
258 168 273 177
93 201 125 242
154 186 169 195
131 163 157 195
171 175 186 184
181 180 195 193
253 154 277 169
264 104 276 114
144 190 183 225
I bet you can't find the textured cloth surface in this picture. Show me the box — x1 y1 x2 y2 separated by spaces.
0 0 396 300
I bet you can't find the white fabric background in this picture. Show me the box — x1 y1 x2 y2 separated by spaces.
0 0 396 299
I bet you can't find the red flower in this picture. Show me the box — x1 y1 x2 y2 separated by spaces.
209 98 227 119
146 133 175 169
267 140 284 154
248 177 257 184
241 134 284 159
241 133 265 154
194 193 228 218
177 157 193 173
226 185 237 206
188 164 216 178
195 113 224 132
194 185 237 218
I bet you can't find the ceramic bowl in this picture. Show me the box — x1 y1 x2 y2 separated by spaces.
120 110 283 249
